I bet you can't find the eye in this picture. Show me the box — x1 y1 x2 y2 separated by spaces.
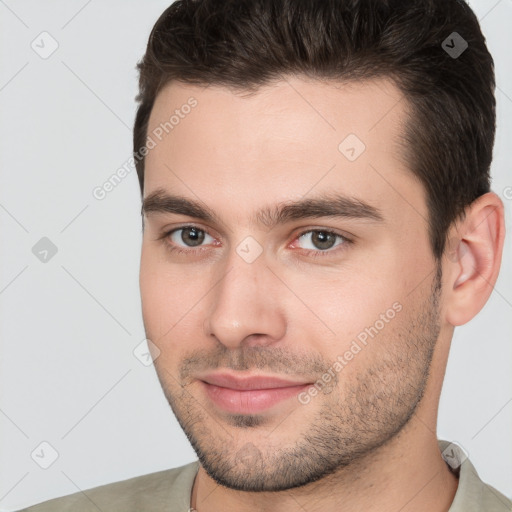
293 229 349 256
159 225 351 258
165 226 215 252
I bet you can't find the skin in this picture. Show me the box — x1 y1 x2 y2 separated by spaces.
139 76 505 512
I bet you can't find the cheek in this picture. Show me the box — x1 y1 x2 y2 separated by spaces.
281 263 404 348
140 247 180 340
139 247 211 343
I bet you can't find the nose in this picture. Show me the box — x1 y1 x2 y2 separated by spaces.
203 251 287 350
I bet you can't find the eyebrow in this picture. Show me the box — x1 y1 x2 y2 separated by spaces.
141 188 384 229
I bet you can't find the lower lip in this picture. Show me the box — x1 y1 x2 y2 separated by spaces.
201 381 311 414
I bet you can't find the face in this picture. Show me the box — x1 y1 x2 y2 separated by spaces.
139 76 442 491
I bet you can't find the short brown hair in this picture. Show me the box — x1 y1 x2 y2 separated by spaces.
134 0 495 259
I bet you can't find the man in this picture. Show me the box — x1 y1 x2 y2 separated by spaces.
19 0 511 510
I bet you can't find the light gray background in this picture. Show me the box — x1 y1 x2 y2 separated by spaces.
0 0 511 509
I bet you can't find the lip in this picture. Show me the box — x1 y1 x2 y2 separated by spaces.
201 372 310 390
198 372 312 414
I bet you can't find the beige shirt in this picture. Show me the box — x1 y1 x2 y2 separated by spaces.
17 441 511 511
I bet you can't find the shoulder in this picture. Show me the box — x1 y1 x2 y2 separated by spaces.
458 470 512 512
438 440 512 512
16 461 200 512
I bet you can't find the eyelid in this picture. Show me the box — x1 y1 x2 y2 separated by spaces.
156 223 216 243
292 226 353 244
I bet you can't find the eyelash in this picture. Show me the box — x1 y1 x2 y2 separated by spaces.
158 225 353 259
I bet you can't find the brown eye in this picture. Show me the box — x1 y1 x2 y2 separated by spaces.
180 227 204 247
296 230 345 252
168 227 214 249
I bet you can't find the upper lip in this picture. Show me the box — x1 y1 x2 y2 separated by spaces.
199 372 311 390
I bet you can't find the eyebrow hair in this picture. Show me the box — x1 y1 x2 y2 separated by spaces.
141 187 384 229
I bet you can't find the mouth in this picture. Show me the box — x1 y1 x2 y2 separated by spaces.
198 372 312 415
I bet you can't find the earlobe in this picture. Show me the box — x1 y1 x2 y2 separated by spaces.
444 192 505 326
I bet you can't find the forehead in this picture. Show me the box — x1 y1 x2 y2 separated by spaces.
147 76 407 155
144 75 425 226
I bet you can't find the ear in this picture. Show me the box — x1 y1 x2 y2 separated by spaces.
443 192 506 326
